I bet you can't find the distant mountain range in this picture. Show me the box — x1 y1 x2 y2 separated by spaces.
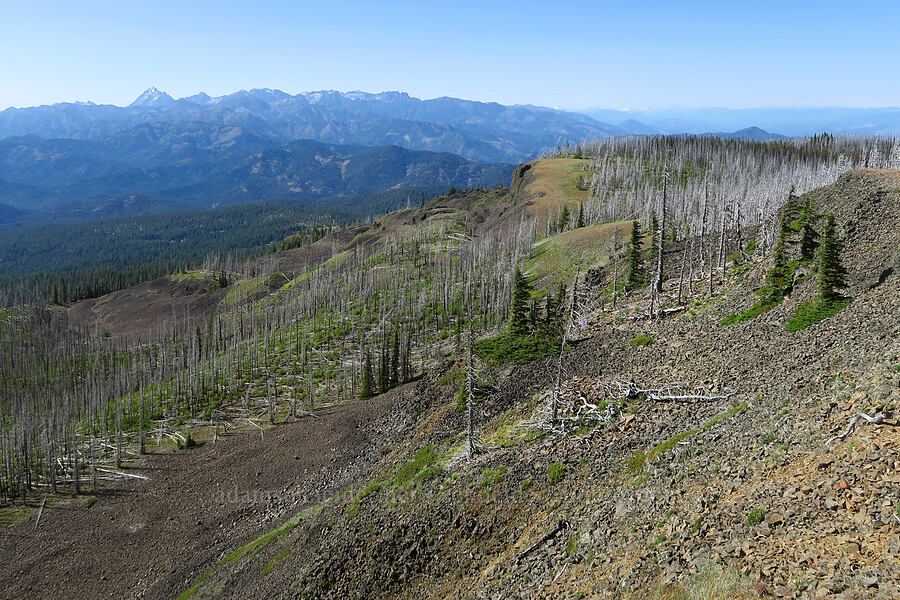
0 88 621 164
0 88 632 226
0 129 511 223
6 87 887 229
581 106 900 137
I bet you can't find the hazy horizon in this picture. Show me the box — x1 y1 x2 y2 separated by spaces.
4 85 900 113
3 0 898 111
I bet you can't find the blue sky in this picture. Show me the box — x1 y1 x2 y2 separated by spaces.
2 0 898 110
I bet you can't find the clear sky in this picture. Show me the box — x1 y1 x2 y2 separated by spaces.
2 0 898 110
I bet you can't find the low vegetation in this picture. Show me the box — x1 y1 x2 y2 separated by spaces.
629 333 654 346
745 508 766 526
547 462 566 485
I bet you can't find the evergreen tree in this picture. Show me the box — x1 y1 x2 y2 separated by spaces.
543 291 557 335
510 267 533 336
766 239 789 293
626 220 646 290
390 330 399 387
817 213 848 301
766 211 792 292
576 203 585 228
648 211 659 259
529 298 540 332
782 186 802 224
378 338 389 394
544 283 566 335
557 205 570 233
401 329 412 382
359 350 375 399
799 199 819 261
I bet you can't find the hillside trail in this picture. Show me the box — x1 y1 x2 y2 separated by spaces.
0 394 400 600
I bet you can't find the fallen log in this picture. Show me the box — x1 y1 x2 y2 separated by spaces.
516 520 570 562
826 411 895 446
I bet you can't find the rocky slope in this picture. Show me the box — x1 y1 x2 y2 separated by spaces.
160 169 899 599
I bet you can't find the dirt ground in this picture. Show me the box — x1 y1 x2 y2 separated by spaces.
0 394 401 600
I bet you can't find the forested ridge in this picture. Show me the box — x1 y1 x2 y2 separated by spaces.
0 184 448 304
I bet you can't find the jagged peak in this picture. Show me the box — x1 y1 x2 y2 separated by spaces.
129 87 175 108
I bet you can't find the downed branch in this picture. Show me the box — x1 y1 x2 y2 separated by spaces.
96 468 150 481
516 520 570 562
826 411 895 446
614 380 735 404
33 496 46 531
526 377 735 435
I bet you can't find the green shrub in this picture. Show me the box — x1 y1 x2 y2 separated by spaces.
547 462 566 485
629 334 654 346
474 332 561 364
720 294 784 326
436 369 463 387
517 477 533 495
786 297 852 332
395 446 441 487
745 508 766 526
481 466 507 487
347 480 386 519
627 450 647 473
177 431 203 449
573 422 598 437
455 381 467 411
261 548 291 577
85 497 97 509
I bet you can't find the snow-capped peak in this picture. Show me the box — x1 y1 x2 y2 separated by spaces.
129 87 175 108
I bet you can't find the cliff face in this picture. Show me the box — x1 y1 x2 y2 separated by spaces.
510 161 534 200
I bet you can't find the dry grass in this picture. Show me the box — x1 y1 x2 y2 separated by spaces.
521 158 592 233
634 561 756 600
525 221 630 288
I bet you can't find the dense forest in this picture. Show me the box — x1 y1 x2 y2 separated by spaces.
0 185 447 304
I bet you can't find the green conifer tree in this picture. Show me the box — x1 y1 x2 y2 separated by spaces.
378 339 390 394
817 213 848 301
626 220 646 290
544 282 566 335
799 199 819 262
576 203 585 228
390 330 400 387
557 205 570 233
510 267 533 336
648 211 659 259
766 211 792 293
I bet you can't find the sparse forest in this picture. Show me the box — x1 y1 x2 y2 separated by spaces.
2 134 900 600
0 186 536 503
